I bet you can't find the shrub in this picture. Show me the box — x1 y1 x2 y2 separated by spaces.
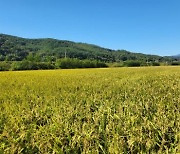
123 60 142 67
152 62 160 66
171 61 180 66
56 58 107 69
11 61 55 71
0 62 11 71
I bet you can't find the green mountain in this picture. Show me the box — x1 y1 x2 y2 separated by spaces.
0 33 173 62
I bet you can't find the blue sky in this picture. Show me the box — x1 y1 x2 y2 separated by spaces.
0 0 180 56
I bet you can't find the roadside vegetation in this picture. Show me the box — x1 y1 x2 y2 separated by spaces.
1 58 180 71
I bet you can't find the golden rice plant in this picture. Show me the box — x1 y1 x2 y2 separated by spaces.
0 67 179 153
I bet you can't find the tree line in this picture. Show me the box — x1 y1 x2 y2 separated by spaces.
0 58 108 71
1 58 180 71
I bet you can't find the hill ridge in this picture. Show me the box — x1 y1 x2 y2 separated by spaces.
0 33 174 62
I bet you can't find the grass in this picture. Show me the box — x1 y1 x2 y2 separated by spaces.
0 67 180 153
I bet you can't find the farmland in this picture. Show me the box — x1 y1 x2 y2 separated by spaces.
0 67 180 153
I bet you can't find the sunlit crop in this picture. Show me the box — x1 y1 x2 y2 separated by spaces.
0 67 179 153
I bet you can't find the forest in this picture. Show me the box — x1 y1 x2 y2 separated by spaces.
0 34 179 71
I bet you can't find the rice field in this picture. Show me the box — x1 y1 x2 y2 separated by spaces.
0 67 180 153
